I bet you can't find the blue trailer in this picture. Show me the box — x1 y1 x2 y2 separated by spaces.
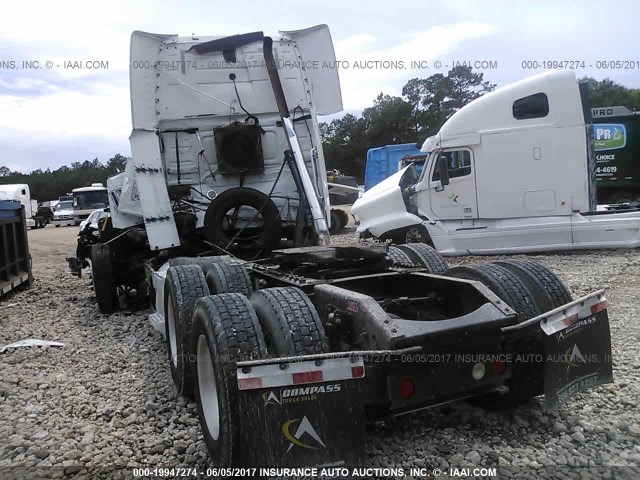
364 143 425 190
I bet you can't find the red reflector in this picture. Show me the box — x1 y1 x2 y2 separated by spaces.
238 377 262 390
398 379 415 400
292 370 323 384
351 366 364 378
562 314 579 326
590 301 609 315
491 361 506 375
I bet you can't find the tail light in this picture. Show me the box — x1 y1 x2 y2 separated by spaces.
398 379 415 399
491 360 506 376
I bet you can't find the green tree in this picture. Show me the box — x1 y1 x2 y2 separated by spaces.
402 65 495 137
0 154 127 202
361 93 415 146
320 66 496 181
580 77 640 110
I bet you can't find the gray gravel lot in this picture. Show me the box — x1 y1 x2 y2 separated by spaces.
1 226 639 479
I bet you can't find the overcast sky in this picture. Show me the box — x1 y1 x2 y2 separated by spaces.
1 0 638 172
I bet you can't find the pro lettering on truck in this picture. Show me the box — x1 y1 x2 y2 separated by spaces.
592 106 640 204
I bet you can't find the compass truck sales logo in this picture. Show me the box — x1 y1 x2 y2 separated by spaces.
593 124 626 151
262 384 342 406
282 416 326 452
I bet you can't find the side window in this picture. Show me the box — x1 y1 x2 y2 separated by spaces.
432 150 472 181
513 92 549 120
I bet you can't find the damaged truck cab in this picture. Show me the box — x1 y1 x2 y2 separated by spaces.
72 28 615 468
352 71 640 255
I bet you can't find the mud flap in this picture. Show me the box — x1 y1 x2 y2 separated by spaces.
540 295 613 410
235 354 366 467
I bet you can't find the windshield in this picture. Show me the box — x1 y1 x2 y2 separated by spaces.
55 201 73 211
418 152 436 182
74 190 108 209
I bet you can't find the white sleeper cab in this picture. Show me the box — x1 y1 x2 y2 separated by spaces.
351 71 640 255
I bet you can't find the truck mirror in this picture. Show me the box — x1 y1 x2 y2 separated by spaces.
437 155 450 187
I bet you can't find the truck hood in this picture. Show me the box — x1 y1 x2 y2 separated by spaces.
54 208 73 215
351 166 422 238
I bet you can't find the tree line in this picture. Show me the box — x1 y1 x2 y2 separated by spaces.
320 67 640 181
0 154 127 202
1 67 639 197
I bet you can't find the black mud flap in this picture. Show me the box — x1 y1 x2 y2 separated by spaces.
541 294 613 410
235 354 366 468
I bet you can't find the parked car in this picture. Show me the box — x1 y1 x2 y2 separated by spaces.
79 209 108 232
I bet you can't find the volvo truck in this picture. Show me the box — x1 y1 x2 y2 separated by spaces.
68 32 614 468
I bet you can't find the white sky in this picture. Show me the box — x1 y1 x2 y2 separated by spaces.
1 0 638 171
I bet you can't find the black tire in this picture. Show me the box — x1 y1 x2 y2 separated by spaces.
55 224 60 228
192 294 268 466
446 263 540 320
169 256 231 275
251 287 330 355
397 243 448 274
493 259 573 313
204 187 281 251
164 265 209 397
90 244 119 314
387 245 415 267
337 209 350 229
205 262 253 296
329 209 344 234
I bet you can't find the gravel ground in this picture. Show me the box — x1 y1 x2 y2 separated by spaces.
1 225 639 479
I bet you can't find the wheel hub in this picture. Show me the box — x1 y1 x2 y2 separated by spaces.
197 335 220 440
167 303 178 368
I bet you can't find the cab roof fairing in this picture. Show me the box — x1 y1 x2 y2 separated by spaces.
421 70 584 151
129 25 342 130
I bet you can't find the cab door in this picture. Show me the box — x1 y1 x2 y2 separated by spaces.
424 148 478 220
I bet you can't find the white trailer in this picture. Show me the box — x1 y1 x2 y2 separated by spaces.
0 184 46 228
351 71 640 255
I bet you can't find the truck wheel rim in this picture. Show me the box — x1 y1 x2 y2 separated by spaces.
167 303 178 368
406 227 423 243
197 335 220 440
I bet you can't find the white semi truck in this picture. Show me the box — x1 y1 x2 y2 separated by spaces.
351 71 640 255
0 184 47 228
68 29 614 468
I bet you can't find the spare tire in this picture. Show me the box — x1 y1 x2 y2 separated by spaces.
204 187 281 252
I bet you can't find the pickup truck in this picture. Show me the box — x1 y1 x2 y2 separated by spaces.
351 71 640 255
